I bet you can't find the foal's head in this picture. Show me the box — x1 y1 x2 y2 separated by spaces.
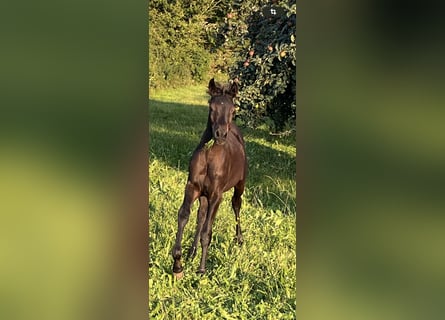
207 78 238 145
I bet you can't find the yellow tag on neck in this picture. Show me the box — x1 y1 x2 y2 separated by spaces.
204 139 215 150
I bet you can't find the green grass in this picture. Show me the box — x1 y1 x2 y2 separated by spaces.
149 85 296 319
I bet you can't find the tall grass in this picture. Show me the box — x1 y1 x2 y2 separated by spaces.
149 85 296 319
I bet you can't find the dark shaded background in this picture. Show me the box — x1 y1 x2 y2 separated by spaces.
1 0 444 319
0 1 147 319
298 0 445 319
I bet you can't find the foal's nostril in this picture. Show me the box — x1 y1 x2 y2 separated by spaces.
214 128 227 142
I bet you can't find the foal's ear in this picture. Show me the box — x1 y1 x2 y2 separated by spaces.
228 81 238 97
208 78 222 96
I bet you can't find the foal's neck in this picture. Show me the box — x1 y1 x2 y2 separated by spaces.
197 115 214 148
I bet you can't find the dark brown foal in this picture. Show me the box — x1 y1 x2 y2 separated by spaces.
172 78 247 278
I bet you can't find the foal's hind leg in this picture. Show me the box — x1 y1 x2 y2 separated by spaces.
232 182 245 245
198 193 223 274
172 182 199 279
186 196 208 260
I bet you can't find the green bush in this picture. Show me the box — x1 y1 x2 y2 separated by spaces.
149 0 296 132
149 1 210 88
149 0 233 89
220 0 296 132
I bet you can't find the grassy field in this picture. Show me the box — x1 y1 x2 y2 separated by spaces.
148 85 296 319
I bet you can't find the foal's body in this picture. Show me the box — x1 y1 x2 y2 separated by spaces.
172 79 247 278
193 124 246 195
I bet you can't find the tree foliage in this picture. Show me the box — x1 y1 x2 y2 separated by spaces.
222 0 296 132
148 0 231 88
149 0 296 132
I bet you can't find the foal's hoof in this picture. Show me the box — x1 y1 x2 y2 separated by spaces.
234 236 244 246
173 271 184 280
196 269 206 275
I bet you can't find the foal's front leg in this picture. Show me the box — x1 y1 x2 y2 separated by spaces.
232 182 245 245
172 181 199 279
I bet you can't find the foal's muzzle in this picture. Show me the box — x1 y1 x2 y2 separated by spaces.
213 126 228 144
